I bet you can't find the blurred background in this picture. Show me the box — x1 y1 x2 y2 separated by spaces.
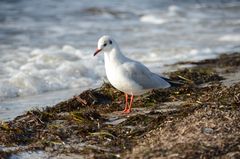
0 0 240 120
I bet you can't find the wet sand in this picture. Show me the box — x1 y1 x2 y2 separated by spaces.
0 52 240 159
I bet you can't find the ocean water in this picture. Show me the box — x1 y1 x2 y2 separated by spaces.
0 0 240 120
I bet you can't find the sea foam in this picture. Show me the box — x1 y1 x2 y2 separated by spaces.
0 45 104 100
140 14 167 24
219 35 240 42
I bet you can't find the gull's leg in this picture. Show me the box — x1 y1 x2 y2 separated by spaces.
129 94 134 112
123 94 134 113
123 93 129 112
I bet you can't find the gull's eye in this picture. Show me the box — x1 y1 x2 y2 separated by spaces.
109 40 112 44
103 43 107 47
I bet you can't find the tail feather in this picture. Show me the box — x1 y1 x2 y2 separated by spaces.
160 76 183 87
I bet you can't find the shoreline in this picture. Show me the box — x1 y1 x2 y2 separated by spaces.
1 52 240 158
0 86 94 121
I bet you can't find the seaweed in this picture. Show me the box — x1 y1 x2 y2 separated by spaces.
0 53 240 158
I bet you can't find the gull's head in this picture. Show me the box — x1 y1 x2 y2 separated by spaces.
93 35 115 56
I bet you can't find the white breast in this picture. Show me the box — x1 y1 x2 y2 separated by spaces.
104 52 148 95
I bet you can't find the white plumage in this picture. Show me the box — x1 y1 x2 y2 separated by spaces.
94 35 171 113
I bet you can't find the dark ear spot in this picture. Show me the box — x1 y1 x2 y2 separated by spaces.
109 40 112 44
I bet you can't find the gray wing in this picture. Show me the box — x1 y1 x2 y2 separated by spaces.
122 61 171 89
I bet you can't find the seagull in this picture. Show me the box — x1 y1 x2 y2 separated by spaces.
93 35 178 113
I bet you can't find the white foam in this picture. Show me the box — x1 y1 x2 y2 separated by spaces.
140 5 187 25
167 5 185 17
140 14 167 24
219 35 240 42
0 45 104 100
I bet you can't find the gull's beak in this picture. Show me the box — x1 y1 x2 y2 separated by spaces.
93 48 102 56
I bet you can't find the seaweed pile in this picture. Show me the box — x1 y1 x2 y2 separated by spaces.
0 53 240 158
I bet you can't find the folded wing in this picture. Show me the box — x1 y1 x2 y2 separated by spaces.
123 61 171 89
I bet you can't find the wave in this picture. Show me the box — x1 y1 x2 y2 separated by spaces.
140 14 168 24
0 45 104 100
219 35 240 42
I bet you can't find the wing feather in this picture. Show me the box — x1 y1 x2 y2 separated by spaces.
122 61 170 89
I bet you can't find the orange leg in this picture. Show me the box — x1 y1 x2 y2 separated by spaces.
123 93 129 113
123 94 134 114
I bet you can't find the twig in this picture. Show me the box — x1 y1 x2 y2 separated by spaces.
74 95 87 105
